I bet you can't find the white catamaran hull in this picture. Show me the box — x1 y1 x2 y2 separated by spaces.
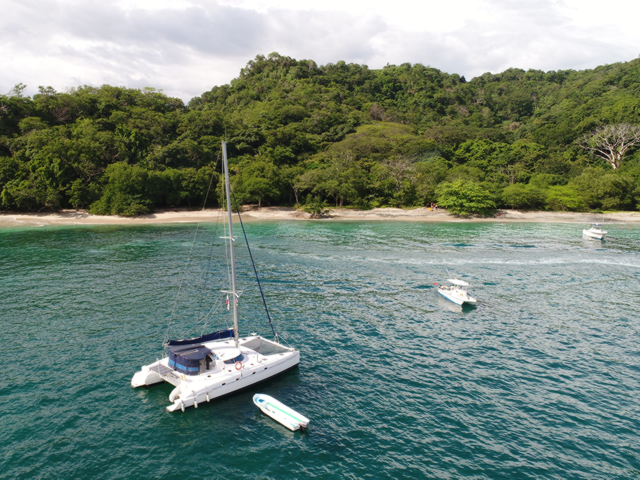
131 368 164 388
438 287 477 306
132 336 299 412
166 351 299 412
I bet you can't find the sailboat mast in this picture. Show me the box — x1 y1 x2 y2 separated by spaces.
222 141 239 346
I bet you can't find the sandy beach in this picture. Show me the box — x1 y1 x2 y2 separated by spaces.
1 207 640 228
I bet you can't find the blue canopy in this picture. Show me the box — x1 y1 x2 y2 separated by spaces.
168 344 212 376
166 328 234 346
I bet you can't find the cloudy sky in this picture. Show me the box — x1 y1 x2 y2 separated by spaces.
1 0 638 102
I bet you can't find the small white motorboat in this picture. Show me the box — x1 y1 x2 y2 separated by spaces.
583 223 607 240
253 394 309 431
438 279 477 306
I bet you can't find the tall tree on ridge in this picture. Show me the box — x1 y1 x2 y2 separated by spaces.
578 124 640 170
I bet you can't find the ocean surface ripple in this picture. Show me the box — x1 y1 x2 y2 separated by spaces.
1 221 639 479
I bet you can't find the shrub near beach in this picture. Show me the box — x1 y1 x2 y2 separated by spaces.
1 54 640 215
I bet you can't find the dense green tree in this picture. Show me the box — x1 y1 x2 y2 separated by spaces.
280 164 304 205
502 183 546 209
89 162 153 216
545 186 586 211
570 168 636 210
231 158 280 207
436 180 496 216
529 173 565 189
414 157 450 204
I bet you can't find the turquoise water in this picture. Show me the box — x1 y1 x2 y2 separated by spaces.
1 221 639 479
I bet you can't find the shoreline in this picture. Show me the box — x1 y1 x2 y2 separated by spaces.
1 207 640 228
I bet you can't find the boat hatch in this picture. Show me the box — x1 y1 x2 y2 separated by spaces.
214 347 242 361
168 344 212 376
223 353 245 364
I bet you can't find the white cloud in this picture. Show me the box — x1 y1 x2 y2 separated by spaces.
0 0 638 102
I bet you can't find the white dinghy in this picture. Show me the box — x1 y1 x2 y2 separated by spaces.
438 278 477 306
131 141 300 412
583 223 607 240
253 394 309 431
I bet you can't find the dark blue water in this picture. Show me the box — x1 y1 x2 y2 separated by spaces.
1 221 639 479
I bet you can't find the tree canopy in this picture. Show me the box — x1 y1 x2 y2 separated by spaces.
579 124 640 170
2 53 640 215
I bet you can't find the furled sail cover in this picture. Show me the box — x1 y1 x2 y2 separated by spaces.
166 328 234 346
168 345 212 376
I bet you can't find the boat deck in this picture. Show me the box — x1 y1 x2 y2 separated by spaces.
149 364 173 376
147 363 183 386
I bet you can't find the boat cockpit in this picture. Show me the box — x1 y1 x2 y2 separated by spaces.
168 344 214 376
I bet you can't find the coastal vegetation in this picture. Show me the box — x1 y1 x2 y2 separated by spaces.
1 53 640 216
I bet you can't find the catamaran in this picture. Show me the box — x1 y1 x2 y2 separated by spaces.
131 141 300 412
438 278 477 306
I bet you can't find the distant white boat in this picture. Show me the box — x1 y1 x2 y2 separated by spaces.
438 279 477 306
583 223 607 240
253 394 309 431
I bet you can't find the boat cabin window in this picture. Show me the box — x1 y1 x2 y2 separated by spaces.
223 354 245 364
167 344 213 376
204 353 215 370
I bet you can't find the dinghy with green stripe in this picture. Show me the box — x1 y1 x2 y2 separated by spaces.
253 394 310 431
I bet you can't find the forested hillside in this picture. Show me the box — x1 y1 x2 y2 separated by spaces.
2 53 640 215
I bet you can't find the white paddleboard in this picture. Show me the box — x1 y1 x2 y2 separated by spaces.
253 394 310 431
